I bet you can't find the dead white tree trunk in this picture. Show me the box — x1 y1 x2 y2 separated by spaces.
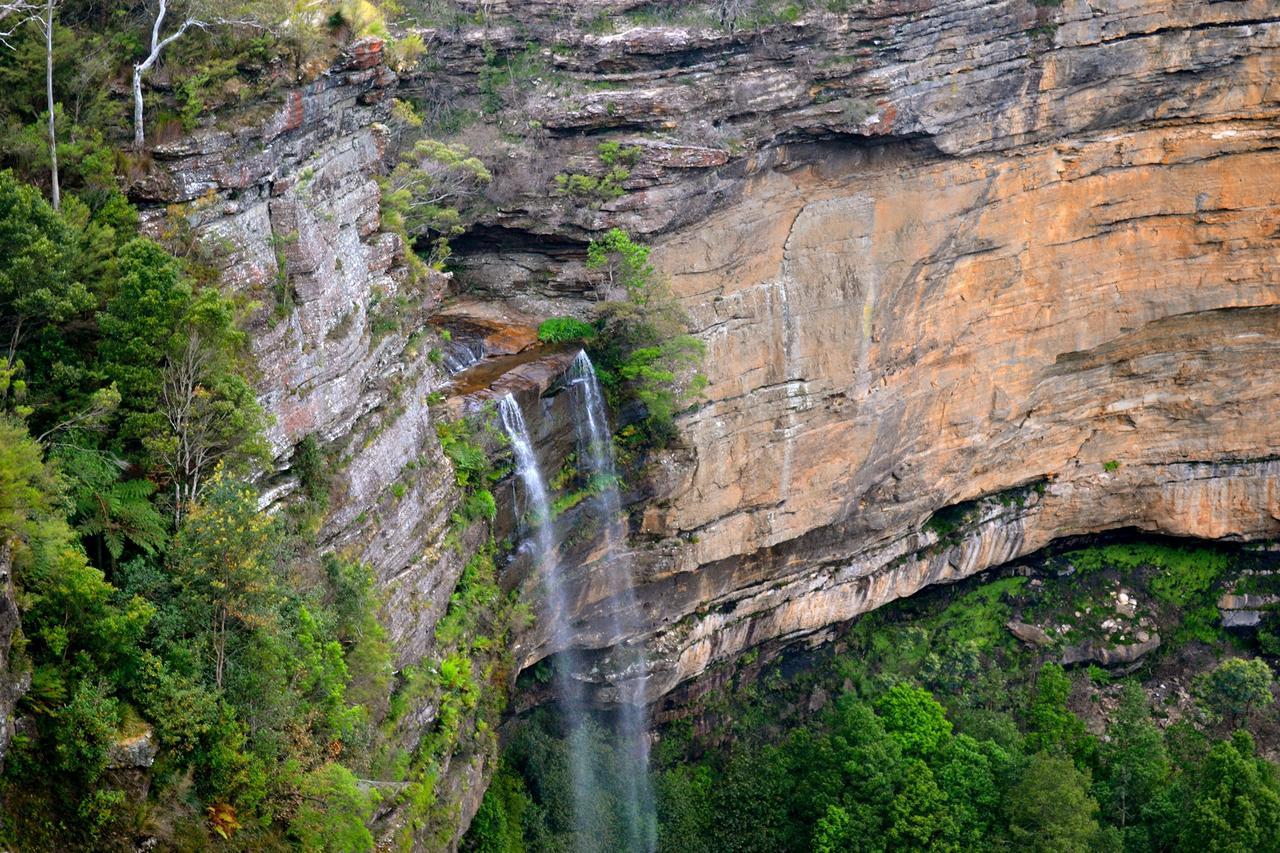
42 0 57 209
0 2 56 208
132 0 204 150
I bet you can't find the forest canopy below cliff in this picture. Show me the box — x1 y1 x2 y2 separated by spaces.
469 539 1280 853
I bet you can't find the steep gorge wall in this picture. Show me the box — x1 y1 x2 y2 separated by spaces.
131 42 506 845
396 0 1280 702
135 0 1280 843
134 41 473 672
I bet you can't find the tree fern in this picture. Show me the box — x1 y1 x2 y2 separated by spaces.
53 442 168 562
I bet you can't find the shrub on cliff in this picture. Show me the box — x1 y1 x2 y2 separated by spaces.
98 237 267 521
381 137 492 270
537 316 595 344
582 228 706 451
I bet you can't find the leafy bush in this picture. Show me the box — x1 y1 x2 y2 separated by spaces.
1196 658 1275 724
537 316 596 344
583 229 706 451
380 139 491 269
553 142 642 205
293 434 329 506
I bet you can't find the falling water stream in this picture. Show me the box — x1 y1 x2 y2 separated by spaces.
497 393 598 842
567 351 656 852
496 351 655 852
442 339 486 374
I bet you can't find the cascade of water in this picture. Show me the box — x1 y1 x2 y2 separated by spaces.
496 360 655 852
442 339 485 374
496 393 598 842
568 350 656 853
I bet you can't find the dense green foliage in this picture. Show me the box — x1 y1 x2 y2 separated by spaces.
553 142 641 204
1196 657 1275 725
381 136 492 269
469 539 1280 852
1060 540 1232 643
0 165 402 849
536 316 596 345
475 668 1280 853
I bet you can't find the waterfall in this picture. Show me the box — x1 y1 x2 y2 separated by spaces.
442 339 485 374
496 355 655 853
568 351 656 853
497 393 598 842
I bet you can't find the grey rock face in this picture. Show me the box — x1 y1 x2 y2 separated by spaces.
0 543 26 767
1007 621 1053 648
133 40 469 669
1061 636 1162 669
108 728 159 770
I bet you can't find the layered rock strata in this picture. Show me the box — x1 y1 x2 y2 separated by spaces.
132 1 1280 843
133 41 472 668
392 0 1280 703
131 41 496 846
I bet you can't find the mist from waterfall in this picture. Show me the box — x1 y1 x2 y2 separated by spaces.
495 352 656 852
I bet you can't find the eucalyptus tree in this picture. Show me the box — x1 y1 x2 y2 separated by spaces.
131 0 285 149
0 0 59 209
38 0 57 209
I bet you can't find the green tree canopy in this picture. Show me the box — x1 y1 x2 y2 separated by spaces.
875 683 953 758
1196 658 1275 725
0 169 90 413
1025 662 1089 758
1176 731 1280 852
1006 753 1103 853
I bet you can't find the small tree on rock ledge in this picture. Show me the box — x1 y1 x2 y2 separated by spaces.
131 0 282 149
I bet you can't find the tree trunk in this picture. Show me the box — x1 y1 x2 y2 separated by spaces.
214 606 226 689
43 0 57 209
132 63 144 150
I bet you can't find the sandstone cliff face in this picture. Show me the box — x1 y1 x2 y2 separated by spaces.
137 1 1280 843
394 0 1280 703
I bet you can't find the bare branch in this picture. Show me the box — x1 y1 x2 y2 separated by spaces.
0 1 36 49
132 0 278 149
0 1 35 23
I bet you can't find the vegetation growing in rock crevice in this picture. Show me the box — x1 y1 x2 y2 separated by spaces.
555 228 707 454
553 141 642 205
381 134 492 270
374 405 528 851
